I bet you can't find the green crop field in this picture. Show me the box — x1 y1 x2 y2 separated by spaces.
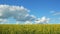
0 24 60 34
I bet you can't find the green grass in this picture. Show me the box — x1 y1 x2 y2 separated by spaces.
0 24 60 34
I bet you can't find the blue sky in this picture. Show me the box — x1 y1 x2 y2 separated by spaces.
0 0 60 24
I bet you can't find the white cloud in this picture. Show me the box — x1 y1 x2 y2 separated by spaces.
24 21 32 24
50 11 60 16
0 19 9 24
0 5 50 24
35 16 50 24
0 13 3 16
53 12 60 16
16 21 20 24
0 5 29 19
0 5 36 24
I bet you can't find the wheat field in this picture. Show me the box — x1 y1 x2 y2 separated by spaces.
0 24 60 34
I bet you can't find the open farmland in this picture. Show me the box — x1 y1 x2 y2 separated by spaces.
0 24 60 34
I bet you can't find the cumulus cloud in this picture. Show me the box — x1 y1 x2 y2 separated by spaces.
16 21 20 24
24 21 32 24
35 16 50 24
15 14 36 22
0 5 36 24
0 5 30 18
0 19 9 24
16 21 33 24
0 5 50 24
